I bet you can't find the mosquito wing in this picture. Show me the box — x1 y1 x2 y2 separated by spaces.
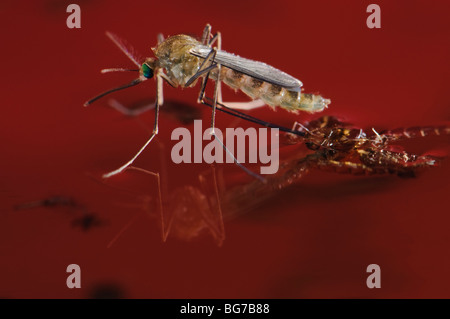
106 31 145 68
190 46 303 92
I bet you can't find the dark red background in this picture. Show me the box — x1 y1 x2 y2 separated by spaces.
1 0 449 298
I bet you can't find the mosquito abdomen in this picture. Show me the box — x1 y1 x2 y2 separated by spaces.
219 67 330 113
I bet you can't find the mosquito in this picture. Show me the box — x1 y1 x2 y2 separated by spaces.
84 24 330 180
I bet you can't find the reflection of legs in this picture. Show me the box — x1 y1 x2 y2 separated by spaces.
102 166 167 245
88 165 165 246
103 72 164 179
128 164 227 245
125 166 169 241
107 98 156 117
198 166 225 246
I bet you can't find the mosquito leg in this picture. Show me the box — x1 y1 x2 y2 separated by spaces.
106 73 173 116
185 48 218 87
205 59 266 182
379 124 450 141
198 30 295 180
195 56 216 104
157 33 165 45
192 29 224 104
208 30 221 48
196 60 266 181
102 73 164 179
195 28 223 103
186 63 218 87
159 72 176 88
200 97 305 139
208 31 223 104
193 27 218 103
209 59 220 133
219 99 266 110
201 24 211 45
204 31 268 111
280 121 310 145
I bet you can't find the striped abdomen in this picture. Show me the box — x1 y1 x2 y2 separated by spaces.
216 67 330 113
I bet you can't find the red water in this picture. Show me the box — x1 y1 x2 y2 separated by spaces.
1 0 449 298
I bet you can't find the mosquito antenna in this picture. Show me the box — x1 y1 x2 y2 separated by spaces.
84 78 144 106
101 68 140 73
106 31 143 67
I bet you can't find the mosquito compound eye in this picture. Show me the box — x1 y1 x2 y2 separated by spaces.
141 63 154 79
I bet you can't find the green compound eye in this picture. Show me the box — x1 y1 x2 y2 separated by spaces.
142 63 154 79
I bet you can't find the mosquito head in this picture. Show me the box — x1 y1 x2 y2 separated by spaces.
140 58 156 79
141 63 153 79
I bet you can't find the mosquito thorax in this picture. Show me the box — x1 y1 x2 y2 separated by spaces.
152 34 203 86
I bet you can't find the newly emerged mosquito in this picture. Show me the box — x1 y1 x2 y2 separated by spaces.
85 24 330 179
